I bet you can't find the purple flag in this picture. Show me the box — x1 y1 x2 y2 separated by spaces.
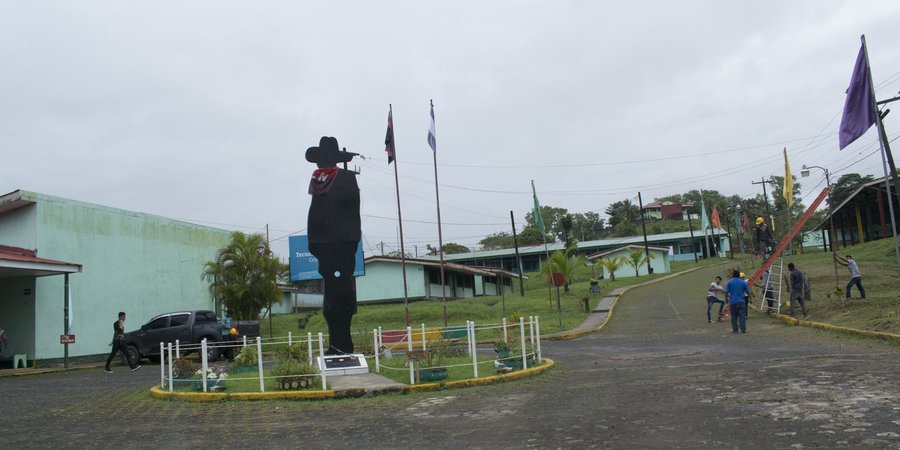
838 40 877 149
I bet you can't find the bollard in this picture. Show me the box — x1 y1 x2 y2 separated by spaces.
502 318 507 343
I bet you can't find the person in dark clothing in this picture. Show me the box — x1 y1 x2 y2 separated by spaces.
220 309 235 362
787 263 808 318
104 311 139 373
754 217 776 258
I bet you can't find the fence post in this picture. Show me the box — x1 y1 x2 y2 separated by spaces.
407 326 415 385
502 318 507 343
256 336 265 392
159 342 166 389
307 332 313 365
421 323 427 352
167 343 174 393
175 339 180 359
373 328 380 373
243 335 247 348
318 332 327 390
470 321 478 378
466 320 472 356
529 316 535 349
288 331 292 347
535 316 542 362
201 338 209 392
519 317 527 370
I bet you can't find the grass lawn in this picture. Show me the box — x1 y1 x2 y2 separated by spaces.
736 239 900 334
261 256 724 341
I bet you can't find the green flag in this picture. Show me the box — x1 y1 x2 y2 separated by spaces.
531 181 545 235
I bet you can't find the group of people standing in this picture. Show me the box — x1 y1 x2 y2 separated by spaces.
706 271 750 333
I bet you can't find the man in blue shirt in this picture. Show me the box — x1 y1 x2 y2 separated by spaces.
725 270 750 333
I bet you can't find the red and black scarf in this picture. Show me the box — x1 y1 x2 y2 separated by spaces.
309 168 339 195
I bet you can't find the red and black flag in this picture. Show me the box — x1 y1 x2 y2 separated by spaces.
385 107 395 164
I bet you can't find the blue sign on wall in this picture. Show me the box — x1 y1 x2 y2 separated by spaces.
289 235 365 281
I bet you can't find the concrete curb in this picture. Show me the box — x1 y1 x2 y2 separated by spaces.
149 358 555 402
0 363 105 379
769 313 900 341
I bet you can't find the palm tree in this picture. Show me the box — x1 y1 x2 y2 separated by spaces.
202 232 289 320
539 246 586 294
598 256 625 281
625 247 649 277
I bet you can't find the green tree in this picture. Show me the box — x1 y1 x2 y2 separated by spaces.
571 212 606 241
830 173 875 207
597 256 625 281
479 232 515 250
202 232 289 320
426 242 470 255
625 247 649 277
538 245 586 294
525 205 568 243
605 199 639 228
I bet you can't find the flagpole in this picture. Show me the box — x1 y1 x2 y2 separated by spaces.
700 190 711 258
637 192 652 273
532 180 561 327
388 104 411 326
429 100 449 327
861 36 900 273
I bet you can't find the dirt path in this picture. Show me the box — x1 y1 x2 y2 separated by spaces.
2 265 898 448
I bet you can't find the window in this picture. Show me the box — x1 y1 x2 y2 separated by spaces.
170 314 190 327
195 311 217 323
146 317 169 330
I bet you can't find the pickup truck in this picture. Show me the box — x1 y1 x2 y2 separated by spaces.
122 310 229 363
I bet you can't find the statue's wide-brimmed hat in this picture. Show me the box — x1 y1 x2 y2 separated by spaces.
306 136 354 165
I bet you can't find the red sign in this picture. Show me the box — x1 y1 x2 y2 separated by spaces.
551 272 565 287
60 334 75 344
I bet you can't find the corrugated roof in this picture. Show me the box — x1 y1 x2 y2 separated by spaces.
0 245 82 277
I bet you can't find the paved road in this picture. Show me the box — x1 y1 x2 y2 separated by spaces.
3 265 899 449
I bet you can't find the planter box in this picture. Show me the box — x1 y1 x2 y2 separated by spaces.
277 376 314 391
192 379 226 391
497 358 536 370
417 367 448 382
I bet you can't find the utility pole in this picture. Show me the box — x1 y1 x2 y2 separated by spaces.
751 177 775 228
685 204 698 263
510 211 525 297
379 241 385 256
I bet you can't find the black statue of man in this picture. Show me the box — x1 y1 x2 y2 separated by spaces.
306 136 361 354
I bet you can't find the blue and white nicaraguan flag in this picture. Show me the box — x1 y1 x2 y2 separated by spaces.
427 100 437 153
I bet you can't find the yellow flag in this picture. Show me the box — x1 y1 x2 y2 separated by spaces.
783 148 793 208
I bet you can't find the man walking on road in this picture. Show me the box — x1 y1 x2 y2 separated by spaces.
104 311 140 373
725 270 750 333
787 263 808 318
836 255 866 299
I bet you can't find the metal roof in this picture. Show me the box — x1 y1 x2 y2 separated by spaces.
0 245 82 278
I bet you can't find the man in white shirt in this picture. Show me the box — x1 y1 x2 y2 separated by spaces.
706 276 726 323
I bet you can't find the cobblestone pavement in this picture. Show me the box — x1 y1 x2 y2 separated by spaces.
3 265 899 449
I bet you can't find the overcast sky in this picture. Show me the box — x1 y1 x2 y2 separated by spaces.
3 1 900 259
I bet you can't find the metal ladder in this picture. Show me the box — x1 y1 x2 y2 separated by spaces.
758 258 784 314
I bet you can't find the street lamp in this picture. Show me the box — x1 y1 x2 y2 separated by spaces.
801 164 840 289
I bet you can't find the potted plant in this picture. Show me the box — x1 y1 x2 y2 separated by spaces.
272 345 316 390
231 345 258 373
493 340 512 359
170 358 197 388
413 338 450 382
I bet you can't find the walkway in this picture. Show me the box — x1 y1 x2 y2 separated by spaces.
1 265 898 448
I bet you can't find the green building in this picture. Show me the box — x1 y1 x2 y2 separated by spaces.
0 190 231 366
